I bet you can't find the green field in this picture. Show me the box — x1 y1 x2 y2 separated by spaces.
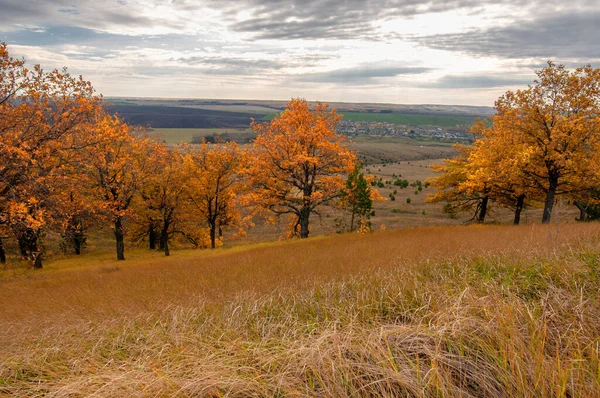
108 98 487 130
147 128 254 145
263 111 479 126
341 112 478 126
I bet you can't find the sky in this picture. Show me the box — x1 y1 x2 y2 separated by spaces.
1 0 598 106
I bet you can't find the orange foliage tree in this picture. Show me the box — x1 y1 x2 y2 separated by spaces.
486 63 600 223
426 143 493 223
247 98 356 238
0 43 101 267
464 120 538 224
429 63 600 225
77 114 152 260
133 143 189 256
184 141 248 249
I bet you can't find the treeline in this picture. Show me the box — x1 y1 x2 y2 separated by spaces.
1 45 381 269
427 62 600 224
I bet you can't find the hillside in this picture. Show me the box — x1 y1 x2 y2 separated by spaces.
2 223 600 396
107 104 269 129
106 98 493 131
108 98 495 116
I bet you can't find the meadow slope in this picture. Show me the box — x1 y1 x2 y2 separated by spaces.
2 223 600 397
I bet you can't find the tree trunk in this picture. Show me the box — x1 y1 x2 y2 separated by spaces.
0 237 6 265
114 216 125 261
477 196 489 223
18 236 27 257
20 228 42 269
73 221 85 255
160 221 170 256
209 220 217 249
574 201 587 221
74 236 82 255
513 194 525 225
542 175 559 224
350 211 355 232
299 207 310 238
149 224 157 250
579 207 586 221
32 250 42 269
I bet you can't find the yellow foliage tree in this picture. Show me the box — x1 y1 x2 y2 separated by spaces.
133 144 188 256
247 98 356 238
426 142 492 223
78 114 152 260
488 62 600 223
430 63 600 225
184 141 249 249
468 116 558 224
0 42 102 267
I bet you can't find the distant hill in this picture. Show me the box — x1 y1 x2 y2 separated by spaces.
106 103 268 129
106 98 494 129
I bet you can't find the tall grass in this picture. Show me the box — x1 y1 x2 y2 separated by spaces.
1 223 600 396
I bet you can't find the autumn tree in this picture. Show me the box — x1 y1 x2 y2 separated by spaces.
184 141 248 249
426 143 492 223
57 191 92 255
0 42 101 267
572 189 600 221
78 114 150 260
429 64 600 225
246 99 355 238
486 63 600 224
464 120 536 225
133 144 188 256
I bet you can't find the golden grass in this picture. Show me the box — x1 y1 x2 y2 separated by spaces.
2 223 600 396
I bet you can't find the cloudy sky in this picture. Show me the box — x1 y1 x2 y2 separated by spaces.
1 0 598 106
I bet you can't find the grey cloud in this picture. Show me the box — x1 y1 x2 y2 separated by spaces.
0 0 173 34
294 54 339 67
177 56 286 70
294 65 432 84
175 53 341 75
414 11 600 59
0 25 206 53
180 57 279 67
217 0 442 41
205 0 596 41
2 0 597 44
422 74 534 89
58 7 80 15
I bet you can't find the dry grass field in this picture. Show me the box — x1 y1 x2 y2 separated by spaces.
366 159 580 230
2 223 600 396
0 132 591 397
350 135 458 165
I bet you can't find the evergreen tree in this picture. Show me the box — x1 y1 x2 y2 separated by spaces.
340 164 378 232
